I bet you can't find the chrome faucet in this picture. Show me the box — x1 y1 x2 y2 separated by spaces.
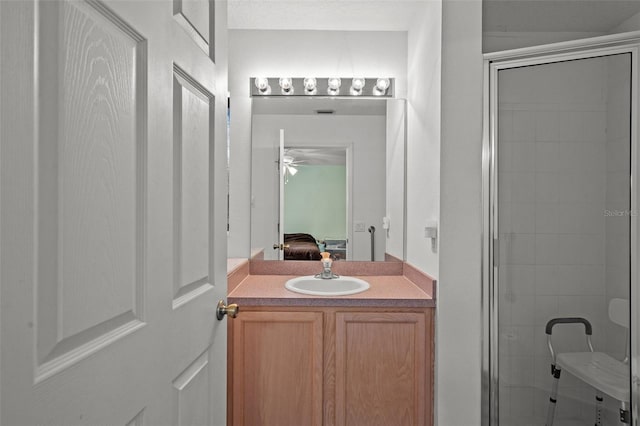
316 258 339 279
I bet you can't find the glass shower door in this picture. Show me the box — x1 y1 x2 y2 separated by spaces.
494 53 632 426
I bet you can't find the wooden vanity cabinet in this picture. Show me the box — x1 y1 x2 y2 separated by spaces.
228 310 324 426
334 311 430 426
228 306 434 426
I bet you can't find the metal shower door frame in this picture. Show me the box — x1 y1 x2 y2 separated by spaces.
482 32 640 426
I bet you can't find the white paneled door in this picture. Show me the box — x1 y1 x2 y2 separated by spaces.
0 0 229 424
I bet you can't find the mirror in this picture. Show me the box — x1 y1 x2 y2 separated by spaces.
250 97 406 262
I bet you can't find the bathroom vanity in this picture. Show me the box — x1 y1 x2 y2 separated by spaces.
226 270 435 426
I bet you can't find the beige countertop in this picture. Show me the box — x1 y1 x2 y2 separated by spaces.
228 274 435 308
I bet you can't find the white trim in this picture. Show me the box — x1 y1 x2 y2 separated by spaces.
279 129 285 260
631 44 640 425
491 45 637 72
346 144 354 260
481 55 492 426
483 30 640 62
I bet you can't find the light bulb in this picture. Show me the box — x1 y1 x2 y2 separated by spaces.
327 77 341 90
375 78 390 90
304 77 317 95
327 77 341 96
350 78 365 96
351 78 365 90
254 77 271 95
373 78 390 96
255 77 269 90
279 77 293 95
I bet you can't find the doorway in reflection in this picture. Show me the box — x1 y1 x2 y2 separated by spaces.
283 147 348 259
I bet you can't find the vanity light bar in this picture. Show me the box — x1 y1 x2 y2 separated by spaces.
250 77 394 98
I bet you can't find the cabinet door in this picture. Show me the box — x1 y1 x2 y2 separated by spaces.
231 311 324 426
335 311 431 426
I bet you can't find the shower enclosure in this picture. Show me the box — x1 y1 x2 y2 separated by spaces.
483 34 640 425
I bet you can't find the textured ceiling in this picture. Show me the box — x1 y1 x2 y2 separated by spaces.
483 1 640 33
228 0 426 31
228 0 640 33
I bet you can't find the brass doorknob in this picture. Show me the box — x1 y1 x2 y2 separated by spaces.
273 243 290 250
216 300 239 320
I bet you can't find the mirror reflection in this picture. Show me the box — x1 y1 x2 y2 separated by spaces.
250 97 406 262
282 147 347 260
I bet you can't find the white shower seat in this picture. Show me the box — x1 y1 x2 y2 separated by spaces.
545 298 630 426
556 351 629 402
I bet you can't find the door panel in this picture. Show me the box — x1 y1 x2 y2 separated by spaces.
0 0 228 424
172 64 215 307
36 0 146 383
173 0 212 56
172 350 211 426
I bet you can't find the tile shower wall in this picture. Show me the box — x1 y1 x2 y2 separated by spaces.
605 54 631 362
497 54 630 425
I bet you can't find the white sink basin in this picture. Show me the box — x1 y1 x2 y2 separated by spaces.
285 275 370 296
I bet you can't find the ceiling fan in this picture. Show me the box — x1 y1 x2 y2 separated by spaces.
282 150 305 183
281 147 347 182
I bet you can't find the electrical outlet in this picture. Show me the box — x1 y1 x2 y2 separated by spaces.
354 221 365 232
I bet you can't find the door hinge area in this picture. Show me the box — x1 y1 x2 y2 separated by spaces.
620 408 630 424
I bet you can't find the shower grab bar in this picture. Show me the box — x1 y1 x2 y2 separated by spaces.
545 317 594 363
368 226 375 261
